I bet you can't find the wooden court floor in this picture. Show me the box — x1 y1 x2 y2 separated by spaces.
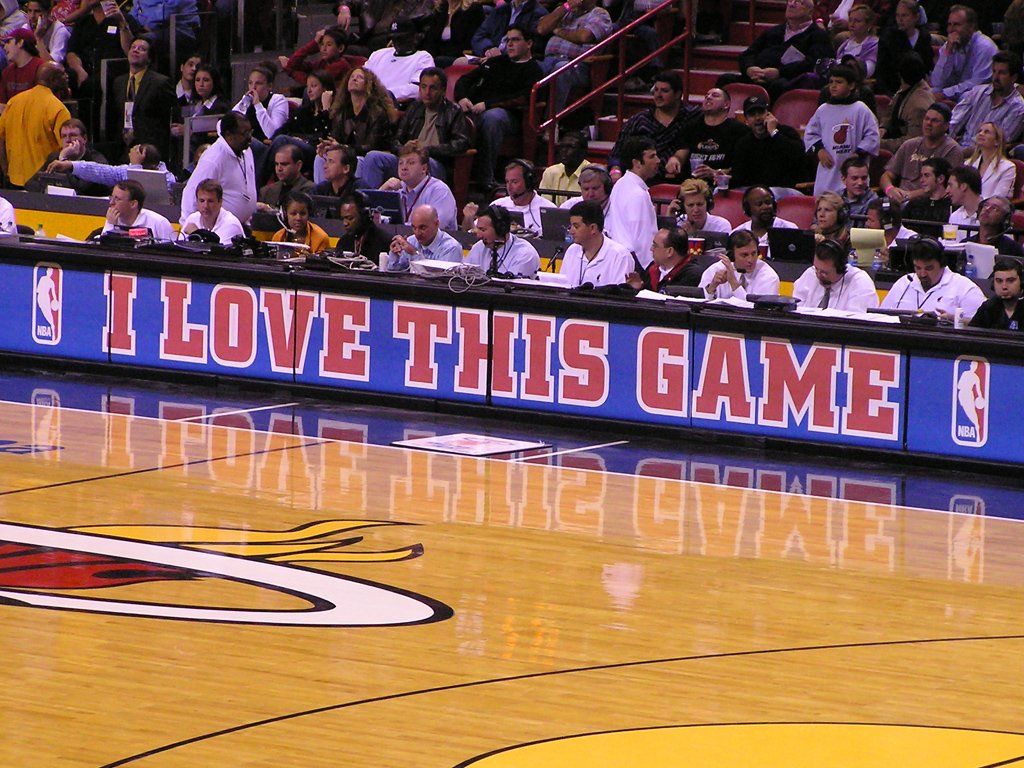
2 399 1024 767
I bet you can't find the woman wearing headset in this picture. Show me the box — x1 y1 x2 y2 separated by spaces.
670 178 732 235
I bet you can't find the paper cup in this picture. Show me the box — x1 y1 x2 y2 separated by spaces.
687 237 705 259
758 244 769 260
942 224 957 241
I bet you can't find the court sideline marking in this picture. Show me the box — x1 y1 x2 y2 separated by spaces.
511 440 630 462
174 402 300 421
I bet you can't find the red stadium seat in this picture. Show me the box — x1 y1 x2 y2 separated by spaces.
710 189 747 228
649 183 679 216
777 194 816 229
444 64 477 102
723 83 770 118
1011 159 1024 207
869 149 893 189
771 89 819 132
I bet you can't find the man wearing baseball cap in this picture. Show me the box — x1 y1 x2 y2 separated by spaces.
0 27 42 105
364 18 434 103
730 94 807 192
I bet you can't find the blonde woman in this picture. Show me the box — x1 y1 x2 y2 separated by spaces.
967 122 1015 199
813 191 850 246
835 5 879 78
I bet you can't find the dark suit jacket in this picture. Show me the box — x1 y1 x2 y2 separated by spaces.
112 68 176 161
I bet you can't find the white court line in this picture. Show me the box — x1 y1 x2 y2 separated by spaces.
174 403 300 422
512 440 629 462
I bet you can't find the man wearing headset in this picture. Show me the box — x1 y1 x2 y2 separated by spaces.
464 204 540 277
558 165 611 214
792 239 880 312
732 185 797 259
337 192 391 259
557 200 634 288
699 229 779 300
965 196 1024 257
879 235 984 320
181 179 246 244
670 178 731 235
485 159 556 235
970 257 1024 330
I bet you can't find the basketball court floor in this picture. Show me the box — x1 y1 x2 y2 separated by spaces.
2 368 1024 767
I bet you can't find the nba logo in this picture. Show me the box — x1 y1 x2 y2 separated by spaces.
32 262 62 346
951 356 989 447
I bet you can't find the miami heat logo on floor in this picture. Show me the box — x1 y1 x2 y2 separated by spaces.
0 520 451 626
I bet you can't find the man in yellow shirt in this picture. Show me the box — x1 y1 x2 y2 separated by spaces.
0 62 69 188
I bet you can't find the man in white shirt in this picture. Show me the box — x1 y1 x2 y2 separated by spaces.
464 204 540 277
380 142 457 230
605 136 659 268
101 179 175 241
180 112 257 225
792 239 880 312
880 235 984 320
558 200 634 288
364 19 434 103
388 204 463 270
488 159 556 235
700 229 780 299
181 178 246 244
732 185 797 258
947 164 982 241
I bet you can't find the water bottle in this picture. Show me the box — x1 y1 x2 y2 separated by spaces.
871 248 883 274
34 223 45 238
847 249 857 268
563 225 573 248
964 252 977 279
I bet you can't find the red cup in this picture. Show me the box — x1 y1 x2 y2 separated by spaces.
688 237 705 259
758 244 769 260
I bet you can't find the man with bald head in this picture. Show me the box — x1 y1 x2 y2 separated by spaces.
387 203 463 270
0 61 70 187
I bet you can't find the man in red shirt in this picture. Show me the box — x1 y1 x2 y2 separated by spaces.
0 27 43 106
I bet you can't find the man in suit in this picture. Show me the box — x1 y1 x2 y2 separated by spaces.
111 36 175 162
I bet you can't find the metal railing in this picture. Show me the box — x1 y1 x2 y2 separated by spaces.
525 0 692 164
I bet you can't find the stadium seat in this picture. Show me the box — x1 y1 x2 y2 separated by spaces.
723 83 769 118
710 189 747 228
777 194 816 229
771 89 819 132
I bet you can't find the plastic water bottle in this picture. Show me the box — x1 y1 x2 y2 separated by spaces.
871 248 883 274
34 223 45 238
564 225 573 248
964 252 977 279
847 249 857 268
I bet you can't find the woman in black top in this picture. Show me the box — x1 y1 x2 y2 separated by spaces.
876 0 935 95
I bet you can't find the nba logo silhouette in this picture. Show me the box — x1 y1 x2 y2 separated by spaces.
32 263 62 346
951 356 989 447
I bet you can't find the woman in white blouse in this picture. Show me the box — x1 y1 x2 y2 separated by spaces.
233 63 290 180
967 122 1016 200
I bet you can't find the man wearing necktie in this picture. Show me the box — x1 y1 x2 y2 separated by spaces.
379 141 457 230
792 239 880 313
111 36 174 162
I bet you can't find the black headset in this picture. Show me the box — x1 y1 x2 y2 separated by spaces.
834 200 850 229
483 205 512 238
742 186 776 217
507 158 536 191
909 234 949 268
817 238 848 275
679 178 715 212
982 196 1014 234
581 165 613 195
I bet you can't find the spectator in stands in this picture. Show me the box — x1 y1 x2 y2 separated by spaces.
464 204 540 276
257 144 314 212
931 5 998 103
805 64 879 197
558 199 634 288
125 0 199 67
965 122 1015 199
359 67 469 188
0 27 42 105
608 71 694 184
881 103 963 203
102 178 175 240
540 131 590 205
966 196 1024 256
312 143 358 198
387 203 463 270
65 0 134 129
181 179 246 243
793 239 879 311
946 164 983 241
484 159 556 235
0 61 68 188
455 24 544 191
716 0 833 101
348 0 435 55
536 0 613 113
838 156 877 218
970 256 1024 330
733 185 798 258
949 52 1024 152
626 227 705 292
730 95 808 193
876 0 933 96
177 63 231 156
279 25 351 88
605 136 659 268
381 141 458 230
365 19 435 104
180 112 257 226
25 0 69 65
1006 1 1024 61
26 117 107 195
46 0 83 26
271 191 330 253
558 164 611 212
864 198 918 262
326 66 396 157
700 228 780 299
48 141 175 194
232 63 289 170
879 234 984 319
669 178 732 235
280 70 333 145
835 5 878 77
670 87 748 185
813 191 850 246
337 190 392 258
424 0 485 68
879 52 934 153
112 37 176 163
471 0 546 59
174 53 201 106
902 156 953 235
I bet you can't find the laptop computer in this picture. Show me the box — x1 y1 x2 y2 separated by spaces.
767 228 815 263
694 230 730 252
357 189 404 224
126 168 170 206
540 207 572 241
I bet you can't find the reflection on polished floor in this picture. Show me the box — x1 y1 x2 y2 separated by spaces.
1 397 1023 767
